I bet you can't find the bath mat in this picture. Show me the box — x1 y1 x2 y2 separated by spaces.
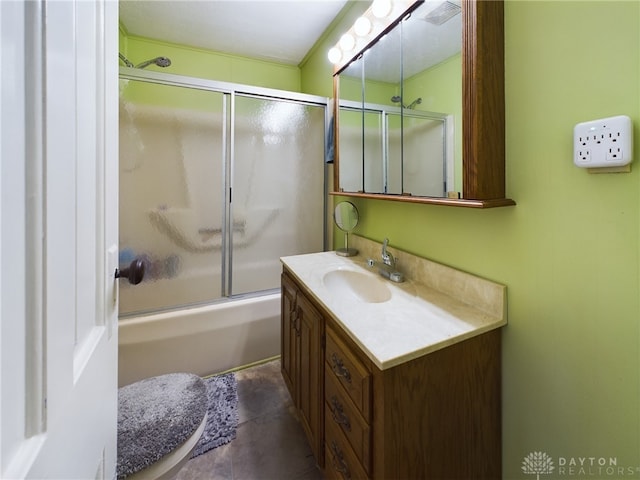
191 372 239 458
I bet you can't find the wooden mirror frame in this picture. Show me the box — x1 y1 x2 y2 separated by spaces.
331 0 515 208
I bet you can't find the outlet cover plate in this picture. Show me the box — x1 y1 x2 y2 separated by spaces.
573 115 633 168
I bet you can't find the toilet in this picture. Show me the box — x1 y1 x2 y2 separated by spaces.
117 373 208 480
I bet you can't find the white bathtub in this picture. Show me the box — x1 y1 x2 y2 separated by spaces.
118 293 281 387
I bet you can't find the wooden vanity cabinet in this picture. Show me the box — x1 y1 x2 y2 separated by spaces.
327 316 501 480
281 268 502 479
281 271 324 465
324 325 372 479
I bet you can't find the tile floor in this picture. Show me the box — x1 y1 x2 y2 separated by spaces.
176 359 323 480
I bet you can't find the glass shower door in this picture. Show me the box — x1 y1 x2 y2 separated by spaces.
119 79 227 315
403 115 446 197
230 95 325 296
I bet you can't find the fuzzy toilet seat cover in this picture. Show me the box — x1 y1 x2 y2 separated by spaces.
117 373 207 479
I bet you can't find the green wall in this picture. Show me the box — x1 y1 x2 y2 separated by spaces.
302 1 640 478
119 29 301 92
119 1 640 475
299 1 368 96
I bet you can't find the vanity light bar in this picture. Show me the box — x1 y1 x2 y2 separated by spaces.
328 0 416 71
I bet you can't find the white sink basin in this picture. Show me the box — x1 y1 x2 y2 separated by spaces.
322 269 392 303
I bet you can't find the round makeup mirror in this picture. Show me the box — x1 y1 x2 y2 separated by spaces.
334 201 359 257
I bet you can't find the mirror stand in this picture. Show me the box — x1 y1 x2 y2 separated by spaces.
334 201 359 257
337 231 358 257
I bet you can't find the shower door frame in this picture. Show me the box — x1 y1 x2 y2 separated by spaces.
119 67 330 311
338 98 454 196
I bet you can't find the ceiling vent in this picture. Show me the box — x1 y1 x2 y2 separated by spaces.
421 1 461 26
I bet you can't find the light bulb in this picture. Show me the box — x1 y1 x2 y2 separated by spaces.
354 16 372 36
328 47 342 64
339 33 355 51
372 0 392 18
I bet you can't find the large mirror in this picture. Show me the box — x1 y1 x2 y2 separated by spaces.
338 1 458 197
332 0 514 208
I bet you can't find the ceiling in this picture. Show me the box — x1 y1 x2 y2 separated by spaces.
119 0 351 66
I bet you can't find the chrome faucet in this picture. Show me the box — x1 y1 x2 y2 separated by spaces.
382 238 395 267
376 238 404 283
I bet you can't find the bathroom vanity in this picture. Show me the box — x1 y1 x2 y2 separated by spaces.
280 236 507 479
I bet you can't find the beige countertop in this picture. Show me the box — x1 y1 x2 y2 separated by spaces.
281 239 507 370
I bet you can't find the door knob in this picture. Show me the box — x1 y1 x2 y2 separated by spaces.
115 258 145 285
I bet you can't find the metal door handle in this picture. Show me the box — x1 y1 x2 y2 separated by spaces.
331 353 352 383
115 258 145 285
329 396 351 431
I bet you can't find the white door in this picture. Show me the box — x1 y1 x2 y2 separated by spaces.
0 1 119 478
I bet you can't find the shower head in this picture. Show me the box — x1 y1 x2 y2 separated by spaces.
391 96 422 109
407 97 422 109
135 56 172 69
391 95 407 108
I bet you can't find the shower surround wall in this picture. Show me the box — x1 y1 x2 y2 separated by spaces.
118 70 326 381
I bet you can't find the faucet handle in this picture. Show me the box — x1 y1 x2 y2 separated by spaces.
387 253 396 267
382 238 394 266
382 238 390 257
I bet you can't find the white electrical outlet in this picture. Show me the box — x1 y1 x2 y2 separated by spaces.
573 115 633 168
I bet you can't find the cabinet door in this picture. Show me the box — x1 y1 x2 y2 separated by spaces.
297 292 324 464
281 272 297 401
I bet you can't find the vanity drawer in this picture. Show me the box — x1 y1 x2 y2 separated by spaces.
325 326 371 420
325 416 369 480
325 366 371 473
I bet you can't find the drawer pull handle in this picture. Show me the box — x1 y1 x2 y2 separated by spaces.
331 353 352 384
330 395 351 431
330 440 351 479
292 310 300 336
295 315 300 336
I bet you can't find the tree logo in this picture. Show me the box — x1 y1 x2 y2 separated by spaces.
522 451 555 479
